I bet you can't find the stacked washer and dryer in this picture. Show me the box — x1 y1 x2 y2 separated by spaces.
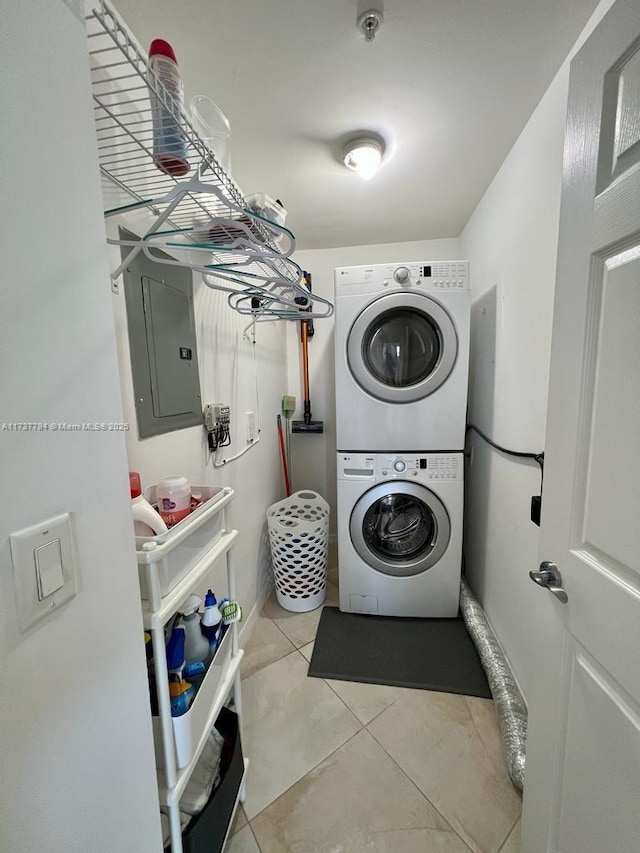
334 261 470 618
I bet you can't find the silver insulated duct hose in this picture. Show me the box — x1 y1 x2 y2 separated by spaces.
460 579 527 790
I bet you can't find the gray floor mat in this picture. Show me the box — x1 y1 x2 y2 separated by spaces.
308 606 491 699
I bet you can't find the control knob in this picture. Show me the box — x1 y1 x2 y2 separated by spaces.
393 266 410 284
393 459 407 473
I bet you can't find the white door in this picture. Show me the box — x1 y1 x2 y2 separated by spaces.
521 1 640 851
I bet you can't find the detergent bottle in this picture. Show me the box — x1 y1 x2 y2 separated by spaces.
130 472 168 537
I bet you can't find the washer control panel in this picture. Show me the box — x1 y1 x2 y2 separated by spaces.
379 454 461 480
338 453 462 481
336 261 469 292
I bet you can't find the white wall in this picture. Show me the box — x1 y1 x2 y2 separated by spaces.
460 0 616 702
110 214 286 618
288 238 461 530
0 2 161 851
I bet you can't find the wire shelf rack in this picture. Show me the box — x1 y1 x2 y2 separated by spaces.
86 0 333 319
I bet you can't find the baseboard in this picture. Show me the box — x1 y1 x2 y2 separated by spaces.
238 581 272 648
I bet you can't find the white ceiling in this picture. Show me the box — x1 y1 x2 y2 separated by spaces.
111 0 600 250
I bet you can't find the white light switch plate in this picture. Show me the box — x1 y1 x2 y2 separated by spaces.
10 513 78 632
35 539 65 599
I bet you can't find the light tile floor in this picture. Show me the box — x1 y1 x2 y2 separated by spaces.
228 556 521 853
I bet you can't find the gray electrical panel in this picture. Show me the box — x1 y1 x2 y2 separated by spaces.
120 230 202 438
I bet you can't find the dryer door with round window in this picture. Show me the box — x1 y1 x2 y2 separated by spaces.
347 291 458 403
350 481 451 577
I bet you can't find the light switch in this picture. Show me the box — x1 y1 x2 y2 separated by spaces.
10 513 78 633
35 539 65 599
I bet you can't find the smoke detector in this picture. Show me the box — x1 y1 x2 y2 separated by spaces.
358 9 383 42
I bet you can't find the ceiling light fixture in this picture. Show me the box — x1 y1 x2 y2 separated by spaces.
343 137 384 179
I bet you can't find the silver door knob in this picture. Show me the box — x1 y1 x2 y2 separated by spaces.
529 561 568 603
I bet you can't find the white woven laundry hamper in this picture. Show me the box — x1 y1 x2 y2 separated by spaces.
266 490 329 612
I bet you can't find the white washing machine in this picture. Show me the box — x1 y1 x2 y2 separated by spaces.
335 261 470 452
337 452 463 618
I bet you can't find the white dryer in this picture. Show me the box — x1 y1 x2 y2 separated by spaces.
335 261 470 452
337 452 463 618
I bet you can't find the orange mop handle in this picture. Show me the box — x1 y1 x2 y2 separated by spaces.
300 320 310 402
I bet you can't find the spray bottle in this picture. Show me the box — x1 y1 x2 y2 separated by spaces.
200 589 222 655
179 595 210 681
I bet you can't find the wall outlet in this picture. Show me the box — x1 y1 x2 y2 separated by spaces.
246 411 256 443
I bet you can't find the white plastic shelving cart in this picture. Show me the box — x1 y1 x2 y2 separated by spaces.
138 486 247 853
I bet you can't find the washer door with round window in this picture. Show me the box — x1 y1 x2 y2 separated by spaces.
350 481 451 577
347 291 458 403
